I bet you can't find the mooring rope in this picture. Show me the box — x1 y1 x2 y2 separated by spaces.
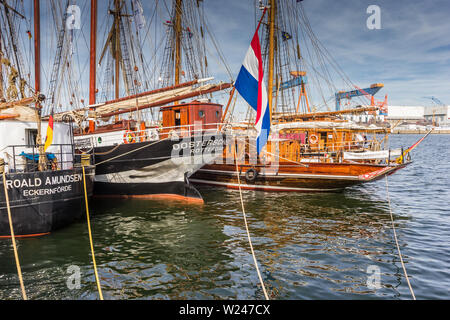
385 176 416 300
233 149 269 300
93 144 121 156
2 170 27 300
82 165 104 300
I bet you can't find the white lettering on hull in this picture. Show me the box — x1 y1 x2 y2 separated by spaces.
4 174 82 198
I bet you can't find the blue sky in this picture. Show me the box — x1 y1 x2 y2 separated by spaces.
7 0 450 112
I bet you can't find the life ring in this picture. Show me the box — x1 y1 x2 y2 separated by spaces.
123 131 136 144
244 168 258 183
309 134 319 145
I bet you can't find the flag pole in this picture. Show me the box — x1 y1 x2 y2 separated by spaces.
267 0 276 121
34 0 46 171
396 129 433 164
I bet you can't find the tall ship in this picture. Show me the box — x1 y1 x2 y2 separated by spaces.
46 0 232 203
190 0 427 192
0 0 95 237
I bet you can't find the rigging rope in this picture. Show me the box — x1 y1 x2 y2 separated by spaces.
2 170 27 300
384 175 416 300
233 148 269 300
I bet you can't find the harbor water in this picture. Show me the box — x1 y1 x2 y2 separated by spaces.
0 134 449 300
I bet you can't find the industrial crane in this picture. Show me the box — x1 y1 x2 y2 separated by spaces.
335 83 385 111
422 96 446 106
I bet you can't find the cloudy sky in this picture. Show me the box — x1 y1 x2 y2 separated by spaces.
202 0 450 107
10 0 450 111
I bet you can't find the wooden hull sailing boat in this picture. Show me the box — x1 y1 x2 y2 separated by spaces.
191 0 428 193
0 0 95 237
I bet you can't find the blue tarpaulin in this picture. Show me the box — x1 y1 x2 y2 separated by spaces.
19 152 56 161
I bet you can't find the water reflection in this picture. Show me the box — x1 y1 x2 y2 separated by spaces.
1 135 448 300
199 185 408 299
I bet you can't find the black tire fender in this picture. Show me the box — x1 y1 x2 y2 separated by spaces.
244 168 258 183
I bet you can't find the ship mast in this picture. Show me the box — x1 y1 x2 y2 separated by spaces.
34 0 45 171
89 0 97 106
89 0 97 132
174 0 182 86
267 0 276 121
114 0 121 101
34 0 40 95
173 0 183 107
0 24 3 101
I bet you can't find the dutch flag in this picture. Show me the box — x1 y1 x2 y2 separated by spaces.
234 25 271 154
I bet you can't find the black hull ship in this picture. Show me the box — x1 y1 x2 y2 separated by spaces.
82 126 224 203
0 166 94 238
0 104 95 237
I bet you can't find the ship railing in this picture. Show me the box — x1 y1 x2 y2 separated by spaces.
274 136 381 151
318 139 380 152
279 145 401 164
1 144 76 173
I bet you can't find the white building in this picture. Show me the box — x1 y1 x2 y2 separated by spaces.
387 106 425 121
424 105 450 125
386 105 450 126
342 105 450 127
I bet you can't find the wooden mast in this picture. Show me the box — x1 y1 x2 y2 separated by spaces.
113 0 121 122
174 0 182 86
89 0 97 105
34 0 45 171
114 0 121 100
34 0 40 95
0 23 3 101
173 0 182 106
89 0 97 132
267 0 276 121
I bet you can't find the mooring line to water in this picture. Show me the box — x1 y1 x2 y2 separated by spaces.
2 171 28 300
385 176 416 300
82 165 104 300
233 150 269 300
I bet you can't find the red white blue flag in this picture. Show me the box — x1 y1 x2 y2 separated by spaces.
234 25 271 154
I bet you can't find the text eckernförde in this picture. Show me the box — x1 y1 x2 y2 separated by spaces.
5 174 83 196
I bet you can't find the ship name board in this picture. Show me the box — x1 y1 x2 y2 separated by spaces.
5 173 83 197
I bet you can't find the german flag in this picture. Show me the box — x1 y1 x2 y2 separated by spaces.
44 112 54 152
